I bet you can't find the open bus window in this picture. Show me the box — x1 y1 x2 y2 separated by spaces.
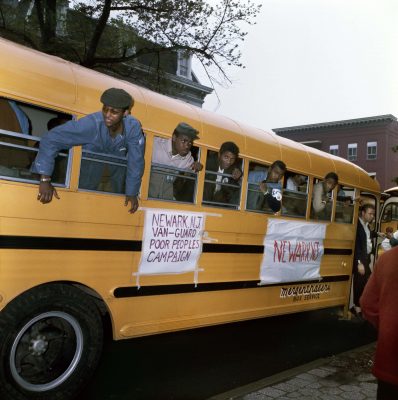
79 151 127 194
148 136 200 203
202 149 242 209
246 162 268 212
310 177 334 221
281 172 308 218
335 185 355 224
0 97 71 185
246 161 285 214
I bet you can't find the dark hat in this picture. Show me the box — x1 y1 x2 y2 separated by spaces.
100 88 133 109
174 122 199 139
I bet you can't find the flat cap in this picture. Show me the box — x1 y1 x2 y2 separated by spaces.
100 88 133 109
174 122 199 139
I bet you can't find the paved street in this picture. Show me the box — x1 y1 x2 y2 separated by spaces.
77 308 377 400
212 343 376 400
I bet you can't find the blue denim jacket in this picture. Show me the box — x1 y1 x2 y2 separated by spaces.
31 112 145 196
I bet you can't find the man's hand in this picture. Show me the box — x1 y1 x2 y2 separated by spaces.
125 195 139 214
357 262 365 276
37 181 59 204
190 161 203 172
231 168 242 181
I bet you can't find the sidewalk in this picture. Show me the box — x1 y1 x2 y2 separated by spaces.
210 343 377 400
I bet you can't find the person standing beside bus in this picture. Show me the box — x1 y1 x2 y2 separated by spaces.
352 203 376 316
312 172 339 216
360 246 398 400
31 88 145 213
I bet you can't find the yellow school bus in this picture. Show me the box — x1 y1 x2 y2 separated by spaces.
0 37 380 400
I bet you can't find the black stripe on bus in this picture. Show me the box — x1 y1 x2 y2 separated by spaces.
324 248 352 255
203 243 264 253
113 275 350 298
202 244 352 255
0 236 352 255
0 236 142 251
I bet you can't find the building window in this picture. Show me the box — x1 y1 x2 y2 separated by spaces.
347 143 357 161
329 145 339 156
177 51 192 79
367 142 377 160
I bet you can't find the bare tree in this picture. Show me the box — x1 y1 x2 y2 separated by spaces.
0 0 261 87
71 0 261 85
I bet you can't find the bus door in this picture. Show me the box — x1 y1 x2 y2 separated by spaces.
377 193 398 256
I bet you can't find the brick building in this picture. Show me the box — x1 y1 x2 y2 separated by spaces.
273 115 398 191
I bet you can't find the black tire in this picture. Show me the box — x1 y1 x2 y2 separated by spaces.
0 284 103 400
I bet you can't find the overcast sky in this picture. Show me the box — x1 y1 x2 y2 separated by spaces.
195 0 398 132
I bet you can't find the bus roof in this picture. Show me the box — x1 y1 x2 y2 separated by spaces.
0 37 380 193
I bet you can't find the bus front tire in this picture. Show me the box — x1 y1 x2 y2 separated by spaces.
0 284 103 400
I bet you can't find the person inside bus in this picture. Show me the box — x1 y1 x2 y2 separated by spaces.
286 173 306 191
31 88 145 213
0 98 31 135
149 122 202 201
203 141 242 206
246 164 267 210
282 172 307 216
311 172 339 219
256 160 286 213
381 226 394 251
0 98 32 175
25 115 71 181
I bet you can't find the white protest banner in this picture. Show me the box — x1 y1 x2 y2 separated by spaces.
136 209 206 285
260 218 327 284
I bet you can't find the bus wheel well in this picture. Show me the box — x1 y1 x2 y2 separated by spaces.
9 281 113 341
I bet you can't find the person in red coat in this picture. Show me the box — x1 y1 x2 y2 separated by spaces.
360 246 398 399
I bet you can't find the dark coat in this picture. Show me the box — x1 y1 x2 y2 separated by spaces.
360 246 398 385
353 220 375 306
354 221 370 267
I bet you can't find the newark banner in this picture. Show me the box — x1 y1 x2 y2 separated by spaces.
135 209 206 285
260 218 327 284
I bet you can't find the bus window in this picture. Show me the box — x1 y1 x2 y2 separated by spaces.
0 97 71 185
202 148 242 209
380 202 398 233
148 136 200 203
381 203 393 223
246 162 268 212
281 172 308 218
79 151 127 194
335 185 356 224
310 177 334 221
246 161 285 214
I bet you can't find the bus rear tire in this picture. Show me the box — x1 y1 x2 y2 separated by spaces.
0 284 103 400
